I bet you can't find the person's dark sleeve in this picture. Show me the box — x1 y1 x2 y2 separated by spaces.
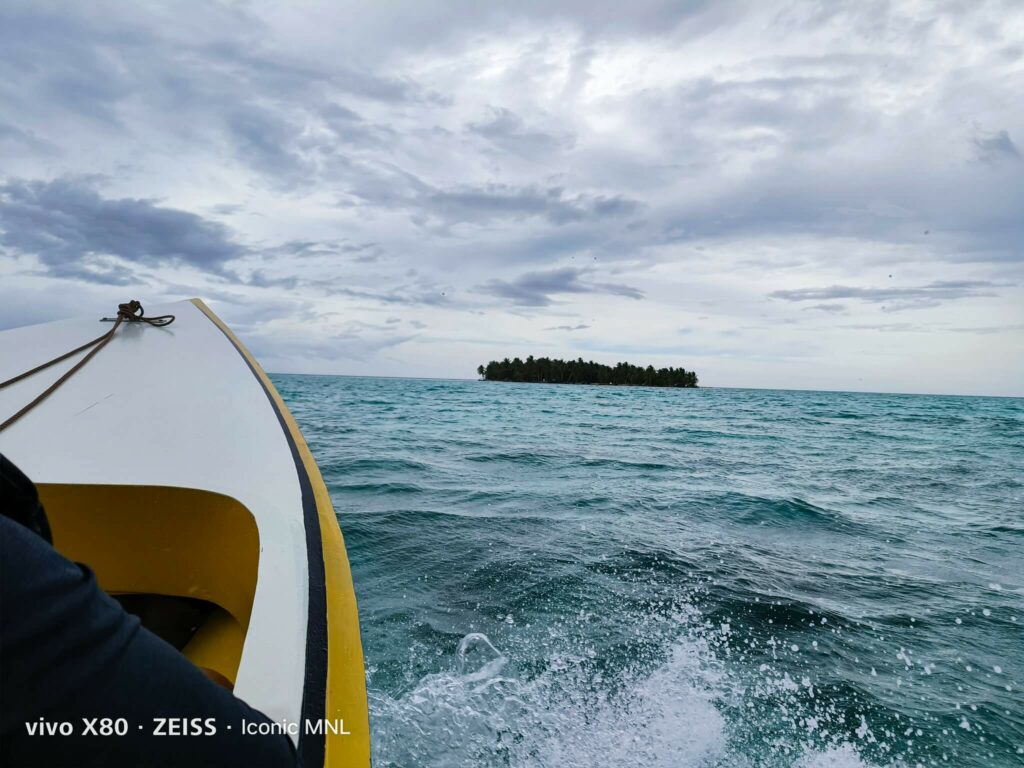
0 455 51 543
0 515 297 768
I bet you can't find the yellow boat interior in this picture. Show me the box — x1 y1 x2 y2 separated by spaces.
38 484 259 689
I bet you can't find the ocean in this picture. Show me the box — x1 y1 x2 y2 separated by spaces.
273 375 1023 768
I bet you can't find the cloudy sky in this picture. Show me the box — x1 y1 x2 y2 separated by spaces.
1 1 1022 395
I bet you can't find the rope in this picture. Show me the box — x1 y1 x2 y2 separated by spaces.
0 300 174 433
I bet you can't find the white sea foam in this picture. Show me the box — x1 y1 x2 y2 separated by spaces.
795 744 878 768
369 626 887 768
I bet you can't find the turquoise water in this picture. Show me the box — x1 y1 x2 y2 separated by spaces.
274 375 1023 767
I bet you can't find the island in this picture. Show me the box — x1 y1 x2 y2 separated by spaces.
477 357 698 387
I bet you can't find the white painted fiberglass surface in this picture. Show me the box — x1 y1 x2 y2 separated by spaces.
0 300 308 729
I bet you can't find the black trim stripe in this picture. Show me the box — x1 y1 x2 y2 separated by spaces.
199 307 328 768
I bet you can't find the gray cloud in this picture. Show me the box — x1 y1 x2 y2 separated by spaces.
246 329 415 364
7 1 1015 264
545 323 591 331
266 239 385 264
226 106 310 184
245 271 299 290
845 321 1024 335
0 177 245 283
320 103 397 149
312 282 451 307
770 280 1008 306
481 267 643 306
0 1 1022 393
198 40 420 104
843 322 925 333
0 122 58 155
416 183 641 228
972 129 1021 166
948 322 1024 335
467 107 572 156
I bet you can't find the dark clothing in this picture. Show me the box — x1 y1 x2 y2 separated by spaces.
0 457 297 768
0 455 51 543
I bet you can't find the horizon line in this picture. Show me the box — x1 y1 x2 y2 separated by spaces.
265 371 1023 400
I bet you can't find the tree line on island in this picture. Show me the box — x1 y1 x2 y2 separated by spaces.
477 357 698 387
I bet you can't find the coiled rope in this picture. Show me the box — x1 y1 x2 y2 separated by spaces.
0 300 174 433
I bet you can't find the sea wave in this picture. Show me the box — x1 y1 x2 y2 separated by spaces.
369 619 889 768
275 375 1024 766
